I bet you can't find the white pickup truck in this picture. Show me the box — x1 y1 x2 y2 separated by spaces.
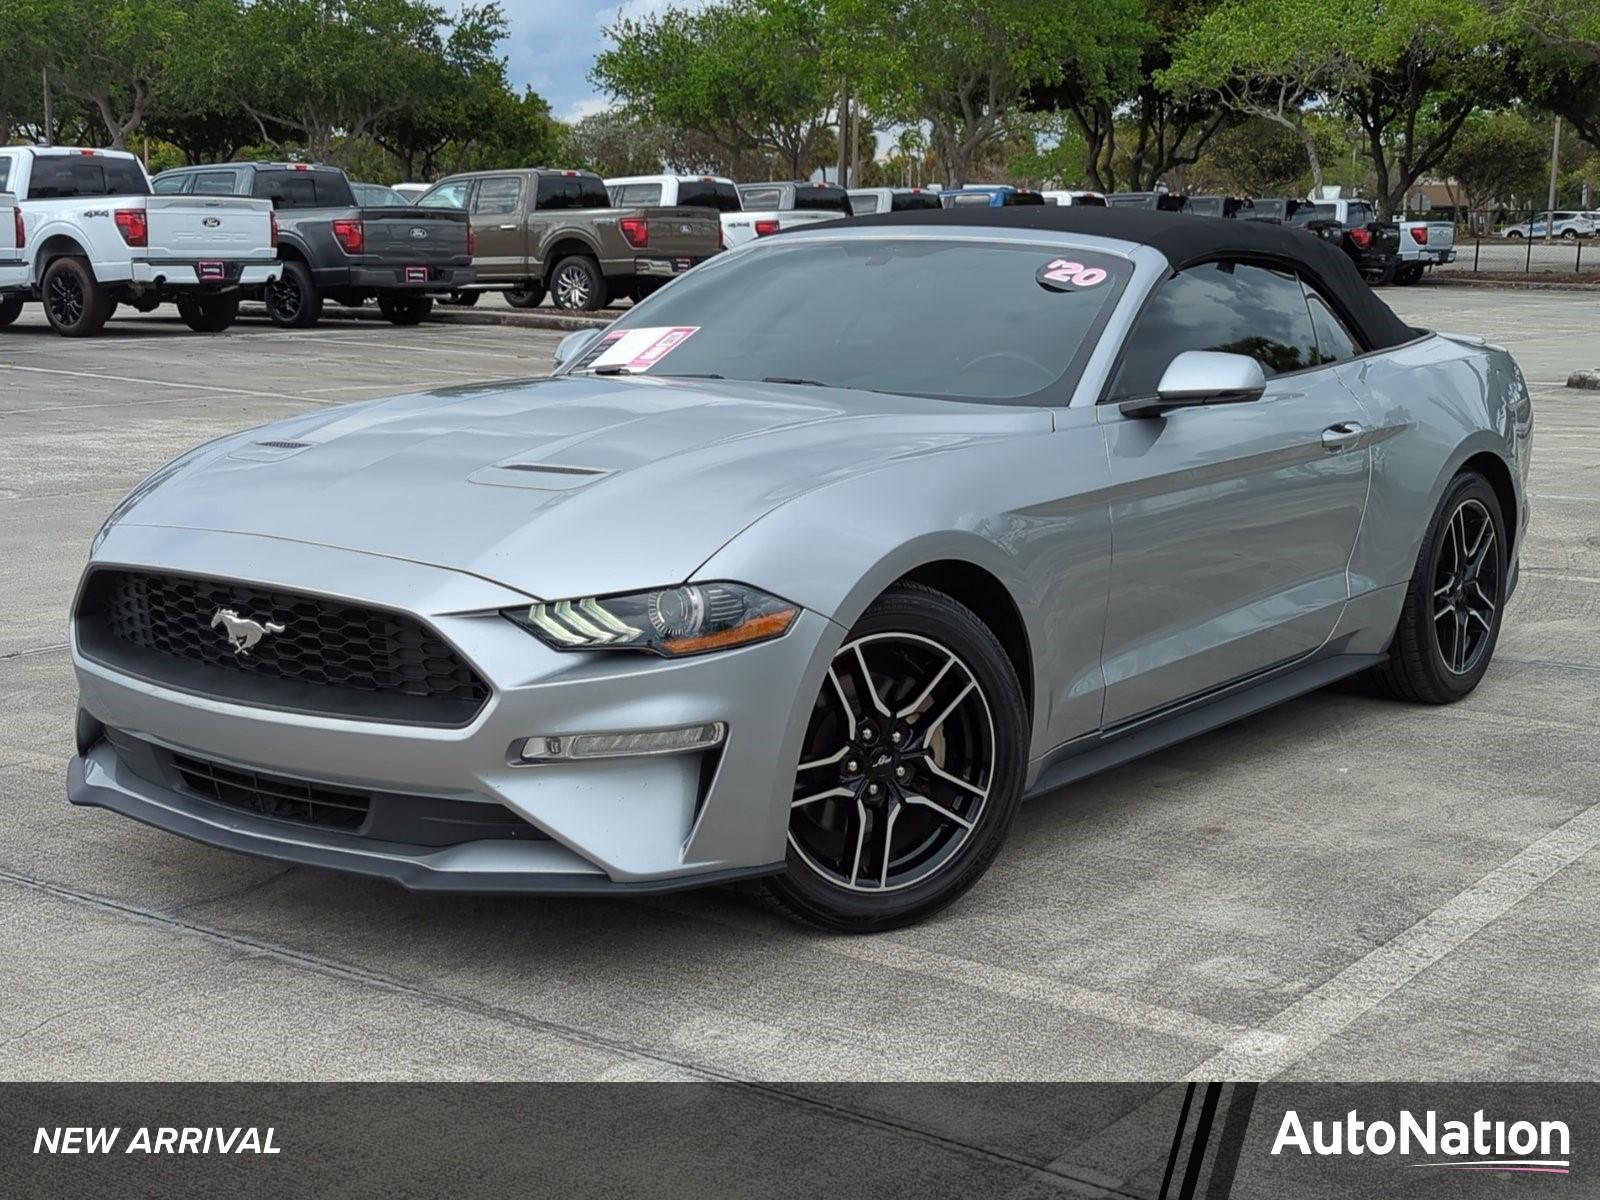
1396 217 1456 284
0 146 280 336
0 192 26 326
722 181 852 247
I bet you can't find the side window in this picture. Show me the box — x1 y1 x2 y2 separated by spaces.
617 183 662 205
1303 284 1363 364
535 175 573 209
0 156 11 191
850 194 881 214
152 173 188 194
191 171 238 196
1107 261 1322 399
418 180 471 209
472 176 523 214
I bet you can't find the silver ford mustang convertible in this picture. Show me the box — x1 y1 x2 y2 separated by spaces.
68 207 1533 931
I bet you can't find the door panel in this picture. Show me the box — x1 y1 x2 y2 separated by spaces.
469 175 527 280
1097 371 1370 724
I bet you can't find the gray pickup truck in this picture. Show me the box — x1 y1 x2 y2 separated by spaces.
415 168 722 310
153 162 473 327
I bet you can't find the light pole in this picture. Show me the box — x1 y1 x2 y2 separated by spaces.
1544 116 1560 243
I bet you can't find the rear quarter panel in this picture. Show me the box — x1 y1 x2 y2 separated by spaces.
1345 334 1529 595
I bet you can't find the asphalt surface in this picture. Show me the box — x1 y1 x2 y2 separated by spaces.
1 288 1597 1090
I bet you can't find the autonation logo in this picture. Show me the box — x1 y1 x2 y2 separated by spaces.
1273 1109 1571 1175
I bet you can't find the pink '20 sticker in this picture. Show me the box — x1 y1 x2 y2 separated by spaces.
1037 259 1108 290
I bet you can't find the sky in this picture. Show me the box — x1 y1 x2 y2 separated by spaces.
490 0 678 124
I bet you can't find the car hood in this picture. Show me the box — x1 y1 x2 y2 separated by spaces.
112 374 1050 600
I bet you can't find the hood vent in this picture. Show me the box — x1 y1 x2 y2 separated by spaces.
467 458 614 492
501 462 608 477
255 439 312 450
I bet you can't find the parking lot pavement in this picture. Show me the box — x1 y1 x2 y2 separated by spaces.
1 288 1597 1095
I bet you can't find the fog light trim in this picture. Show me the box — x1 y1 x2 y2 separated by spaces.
518 722 726 763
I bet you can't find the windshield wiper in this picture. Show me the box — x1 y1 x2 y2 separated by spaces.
655 372 726 379
761 375 833 388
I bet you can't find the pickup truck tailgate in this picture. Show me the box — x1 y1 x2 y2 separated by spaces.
634 206 721 255
359 207 471 265
143 195 275 260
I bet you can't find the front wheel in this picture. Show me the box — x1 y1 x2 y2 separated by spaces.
1362 472 1506 704
1506 230 1524 239
41 257 114 337
550 256 608 311
176 292 240 333
766 583 1027 932
378 294 434 325
1562 229 1578 239
0 294 24 328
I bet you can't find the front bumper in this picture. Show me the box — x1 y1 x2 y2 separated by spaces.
69 524 839 892
131 260 281 287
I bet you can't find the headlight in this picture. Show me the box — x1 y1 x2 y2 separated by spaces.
504 583 798 657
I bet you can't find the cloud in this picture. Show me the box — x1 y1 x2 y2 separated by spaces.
562 95 617 124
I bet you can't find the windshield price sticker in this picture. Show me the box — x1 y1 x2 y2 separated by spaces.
588 326 701 371
1036 259 1109 291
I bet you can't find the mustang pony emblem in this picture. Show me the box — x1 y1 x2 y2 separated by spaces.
210 608 285 656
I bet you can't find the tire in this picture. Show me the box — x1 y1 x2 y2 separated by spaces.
1395 264 1424 285
1506 230 1523 239
1562 229 1578 240
442 290 479 306
549 256 608 311
41 256 113 337
765 582 1028 932
628 279 662 303
505 284 544 309
176 292 240 333
1361 471 1507 704
378 294 434 325
0 295 24 328
263 260 322 328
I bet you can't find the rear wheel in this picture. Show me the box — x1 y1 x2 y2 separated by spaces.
766 583 1027 932
176 292 240 333
378 294 434 325
264 260 322 328
550 256 607 311
1395 264 1424 285
1362 471 1506 704
41 257 113 337
0 295 24 327
442 290 479 306
505 284 544 308
1562 228 1578 239
1506 230 1524 239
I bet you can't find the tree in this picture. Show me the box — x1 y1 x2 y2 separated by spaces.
9 0 217 148
1162 0 1359 191
1442 109 1549 219
593 0 836 178
825 0 1147 187
1189 116 1316 194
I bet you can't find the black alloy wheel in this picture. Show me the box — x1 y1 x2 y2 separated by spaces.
768 584 1026 931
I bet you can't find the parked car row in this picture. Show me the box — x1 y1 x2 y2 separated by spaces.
1496 210 1599 239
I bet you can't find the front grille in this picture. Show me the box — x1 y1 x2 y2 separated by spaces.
78 569 489 726
173 751 370 830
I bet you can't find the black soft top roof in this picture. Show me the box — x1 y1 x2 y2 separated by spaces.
838 205 1417 350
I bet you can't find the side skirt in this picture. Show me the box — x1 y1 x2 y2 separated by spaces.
1024 652 1386 800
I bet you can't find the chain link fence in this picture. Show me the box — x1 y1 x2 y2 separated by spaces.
1433 209 1600 277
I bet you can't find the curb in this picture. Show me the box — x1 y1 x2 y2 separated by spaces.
1568 370 1600 390
248 303 614 333
1425 275 1600 293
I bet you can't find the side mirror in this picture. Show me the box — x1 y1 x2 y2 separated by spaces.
1119 351 1267 419
553 327 601 369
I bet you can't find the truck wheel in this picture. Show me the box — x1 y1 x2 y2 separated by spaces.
628 280 662 303
550 256 608 311
0 295 25 328
442 290 479 306
1396 264 1424 285
378 295 434 326
41 257 114 337
176 292 240 333
505 284 545 309
264 260 323 328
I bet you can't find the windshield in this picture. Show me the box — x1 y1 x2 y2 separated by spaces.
567 237 1131 403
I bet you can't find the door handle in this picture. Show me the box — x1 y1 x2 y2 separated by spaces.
1321 422 1365 452
498 223 517 231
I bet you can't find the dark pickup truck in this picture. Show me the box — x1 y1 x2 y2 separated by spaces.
416 168 723 310
153 162 473 326
1280 199 1402 285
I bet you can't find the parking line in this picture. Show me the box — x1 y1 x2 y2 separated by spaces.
1182 801 1600 1081
0 362 308 407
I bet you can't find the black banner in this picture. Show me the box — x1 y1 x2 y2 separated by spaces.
3 1083 1593 1197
